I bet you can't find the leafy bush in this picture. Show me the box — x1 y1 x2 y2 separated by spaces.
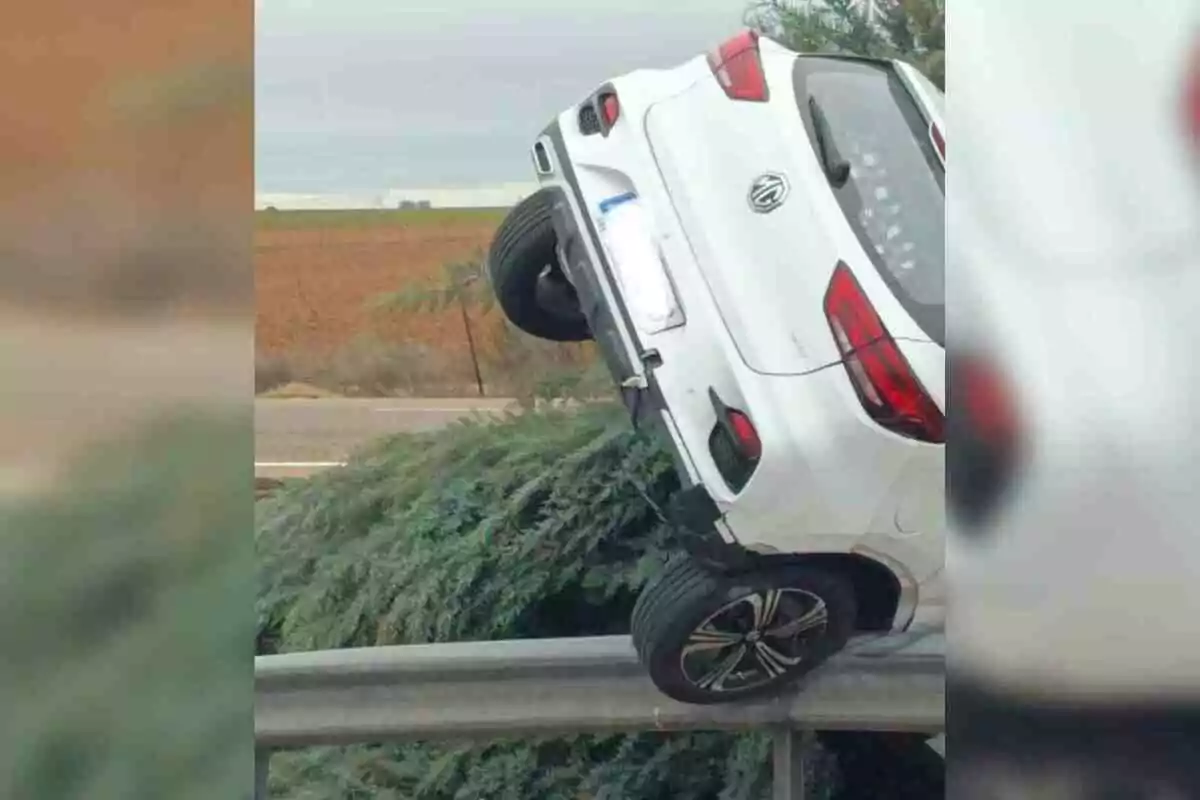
256 403 677 653
0 413 252 800
257 404 845 799
748 0 945 88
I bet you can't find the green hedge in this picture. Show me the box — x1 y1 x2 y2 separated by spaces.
256 404 846 799
0 413 253 800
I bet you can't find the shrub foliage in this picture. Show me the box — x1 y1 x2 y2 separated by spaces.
0 413 252 800
257 405 847 799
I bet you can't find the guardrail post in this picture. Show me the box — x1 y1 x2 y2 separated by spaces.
772 728 812 800
255 747 272 800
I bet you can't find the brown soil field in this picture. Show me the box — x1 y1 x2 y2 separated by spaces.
255 209 597 396
3 1 250 315
256 209 503 355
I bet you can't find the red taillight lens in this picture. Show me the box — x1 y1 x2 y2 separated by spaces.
948 351 1022 535
823 263 944 443
930 122 945 164
601 93 620 127
958 356 1017 448
707 29 768 102
707 388 762 491
726 410 762 460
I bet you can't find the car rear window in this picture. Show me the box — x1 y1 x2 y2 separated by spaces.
793 56 945 344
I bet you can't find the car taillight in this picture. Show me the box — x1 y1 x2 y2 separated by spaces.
707 389 761 491
948 351 1022 535
957 355 1016 448
930 122 945 165
706 29 769 102
823 263 944 443
601 93 620 127
726 409 762 460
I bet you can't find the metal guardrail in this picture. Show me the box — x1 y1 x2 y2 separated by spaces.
255 628 944 799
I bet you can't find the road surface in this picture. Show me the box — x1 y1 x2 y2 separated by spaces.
255 397 517 477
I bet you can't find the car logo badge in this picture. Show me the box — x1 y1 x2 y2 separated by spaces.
748 172 789 213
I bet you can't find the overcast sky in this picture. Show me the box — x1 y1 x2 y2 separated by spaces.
255 0 751 195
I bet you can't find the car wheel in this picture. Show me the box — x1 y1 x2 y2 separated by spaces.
631 555 856 705
486 188 591 342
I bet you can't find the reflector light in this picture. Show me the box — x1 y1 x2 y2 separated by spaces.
726 410 762 461
601 94 620 127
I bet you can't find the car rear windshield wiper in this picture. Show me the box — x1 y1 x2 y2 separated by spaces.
807 95 851 188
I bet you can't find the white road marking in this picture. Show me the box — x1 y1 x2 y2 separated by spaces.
369 406 513 413
255 461 347 468
371 407 478 413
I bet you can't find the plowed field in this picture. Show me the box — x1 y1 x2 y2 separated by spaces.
255 208 595 396
256 208 505 356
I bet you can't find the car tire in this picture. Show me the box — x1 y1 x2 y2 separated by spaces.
630 555 856 705
486 188 591 342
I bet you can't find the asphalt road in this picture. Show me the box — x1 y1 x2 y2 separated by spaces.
254 397 517 477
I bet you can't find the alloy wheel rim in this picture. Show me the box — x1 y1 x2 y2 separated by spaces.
678 587 828 694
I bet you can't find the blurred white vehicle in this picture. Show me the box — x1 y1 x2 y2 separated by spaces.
949 0 1200 700
948 1 1199 795
487 30 946 704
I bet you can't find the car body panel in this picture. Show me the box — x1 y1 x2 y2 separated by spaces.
527 34 946 633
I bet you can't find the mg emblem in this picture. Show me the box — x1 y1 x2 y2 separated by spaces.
747 172 789 213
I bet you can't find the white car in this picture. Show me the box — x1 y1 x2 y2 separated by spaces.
943 3 1199 795
486 30 946 705
946 3 1199 791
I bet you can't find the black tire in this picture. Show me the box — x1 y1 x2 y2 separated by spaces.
486 188 591 342
630 555 856 705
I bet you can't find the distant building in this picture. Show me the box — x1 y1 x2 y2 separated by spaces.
255 193 387 210
255 183 539 210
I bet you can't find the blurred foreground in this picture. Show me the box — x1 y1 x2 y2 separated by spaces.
0 0 252 794
949 0 1200 796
